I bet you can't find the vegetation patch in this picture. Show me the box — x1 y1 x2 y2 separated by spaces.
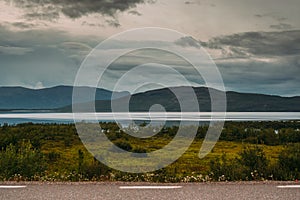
0 121 299 182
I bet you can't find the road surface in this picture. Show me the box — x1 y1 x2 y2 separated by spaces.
0 182 299 200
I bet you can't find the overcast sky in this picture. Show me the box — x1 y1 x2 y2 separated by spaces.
1 0 300 96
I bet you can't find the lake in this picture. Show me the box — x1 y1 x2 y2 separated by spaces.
0 112 300 125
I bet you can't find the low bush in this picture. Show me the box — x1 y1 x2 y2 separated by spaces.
0 140 46 180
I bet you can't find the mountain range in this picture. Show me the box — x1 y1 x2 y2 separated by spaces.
0 86 128 110
0 85 299 112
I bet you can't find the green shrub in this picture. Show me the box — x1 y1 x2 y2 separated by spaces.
238 145 268 180
210 146 270 181
273 143 300 180
0 140 46 180
209 153 245 181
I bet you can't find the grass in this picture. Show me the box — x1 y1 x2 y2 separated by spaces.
0 122 298 181
40 135 285 176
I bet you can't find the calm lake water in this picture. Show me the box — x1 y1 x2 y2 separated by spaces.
0 112 300 125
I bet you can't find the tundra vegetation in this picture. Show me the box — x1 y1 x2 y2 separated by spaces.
0 121 299 182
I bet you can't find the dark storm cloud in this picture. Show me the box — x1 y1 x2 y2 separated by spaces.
175 30 300 96
201 30 300 57
25 11 60 21
208 31 300 96
7 0 147 21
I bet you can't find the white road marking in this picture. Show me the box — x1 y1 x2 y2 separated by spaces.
0 186 27 189
277 185 300 188
119 186 182 189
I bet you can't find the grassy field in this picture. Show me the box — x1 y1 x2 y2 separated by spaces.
0 122 299 181
38 135 287 178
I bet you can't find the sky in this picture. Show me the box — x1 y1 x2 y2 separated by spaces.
0 0 300 96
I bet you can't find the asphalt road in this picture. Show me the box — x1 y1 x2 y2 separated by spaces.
0 182 299 200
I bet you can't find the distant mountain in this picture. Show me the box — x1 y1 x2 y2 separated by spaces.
59 87 300 112
226 91 300 112
1 85 299 112
0 86 129 110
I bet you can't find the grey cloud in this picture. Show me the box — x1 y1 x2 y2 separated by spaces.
175 30 300 96
202 30 300 57
254 14 263 18
0 45 78 88
81 21 104 27
184 1 215 7
297 58 300 66
270 23 294 30
96 48 204 91
174 36 202 49
254 13 288 22
277 17 288 22
216 55 300 96
1 23 299 96
1 21 44 30
8 0 146 21
0 45 33 55
105 19 121 28
175 35 249 59
184 1 195 4
24 11 60 22
60 42 92 52
0 24 66 46
0 25 100 88
128 10 142 16
11 22 36 29
0 24 99 48
59 42 93 64
145 0 157 3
